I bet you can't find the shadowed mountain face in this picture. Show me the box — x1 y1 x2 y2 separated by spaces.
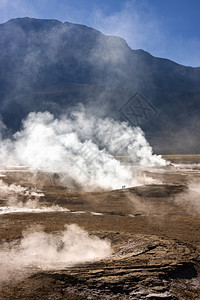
0 17 200 153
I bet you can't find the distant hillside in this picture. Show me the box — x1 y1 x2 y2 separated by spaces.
0 17 200 153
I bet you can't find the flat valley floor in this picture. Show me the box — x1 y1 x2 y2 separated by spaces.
1 155 200 299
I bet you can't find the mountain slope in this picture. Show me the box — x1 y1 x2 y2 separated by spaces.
0 17 200 153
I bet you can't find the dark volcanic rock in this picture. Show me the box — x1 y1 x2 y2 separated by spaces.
1 234 198 299
129 184 187 198
0 17 200 153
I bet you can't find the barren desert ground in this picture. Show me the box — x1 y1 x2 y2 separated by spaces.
1 155 200 299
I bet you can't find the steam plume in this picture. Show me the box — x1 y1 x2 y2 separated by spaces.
0 179 68 214
0 107 166 190
0 224 111 283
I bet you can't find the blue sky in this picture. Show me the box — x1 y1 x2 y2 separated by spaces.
0 0 200 67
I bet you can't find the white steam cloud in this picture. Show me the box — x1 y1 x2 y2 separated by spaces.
0 179 69 214
0 224 111 283
0 107 166 190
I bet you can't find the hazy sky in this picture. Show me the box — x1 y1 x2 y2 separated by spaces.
0 0 200 67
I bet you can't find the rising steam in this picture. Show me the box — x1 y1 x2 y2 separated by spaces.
0 224 111 283
0 107 166 190
0 179 69 214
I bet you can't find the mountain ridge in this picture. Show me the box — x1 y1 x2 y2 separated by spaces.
0 17 200 153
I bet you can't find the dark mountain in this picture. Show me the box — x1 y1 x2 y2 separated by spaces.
0 17 200 153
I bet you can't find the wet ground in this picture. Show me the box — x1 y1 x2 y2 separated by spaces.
1 155 200 299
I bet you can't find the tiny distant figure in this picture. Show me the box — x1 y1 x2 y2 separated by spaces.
122 185 126 189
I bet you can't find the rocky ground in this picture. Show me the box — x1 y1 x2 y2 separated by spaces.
1 156 200 299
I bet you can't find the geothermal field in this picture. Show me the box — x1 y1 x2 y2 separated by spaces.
0 11 200 300
0 113 200 299
1 152 200 299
